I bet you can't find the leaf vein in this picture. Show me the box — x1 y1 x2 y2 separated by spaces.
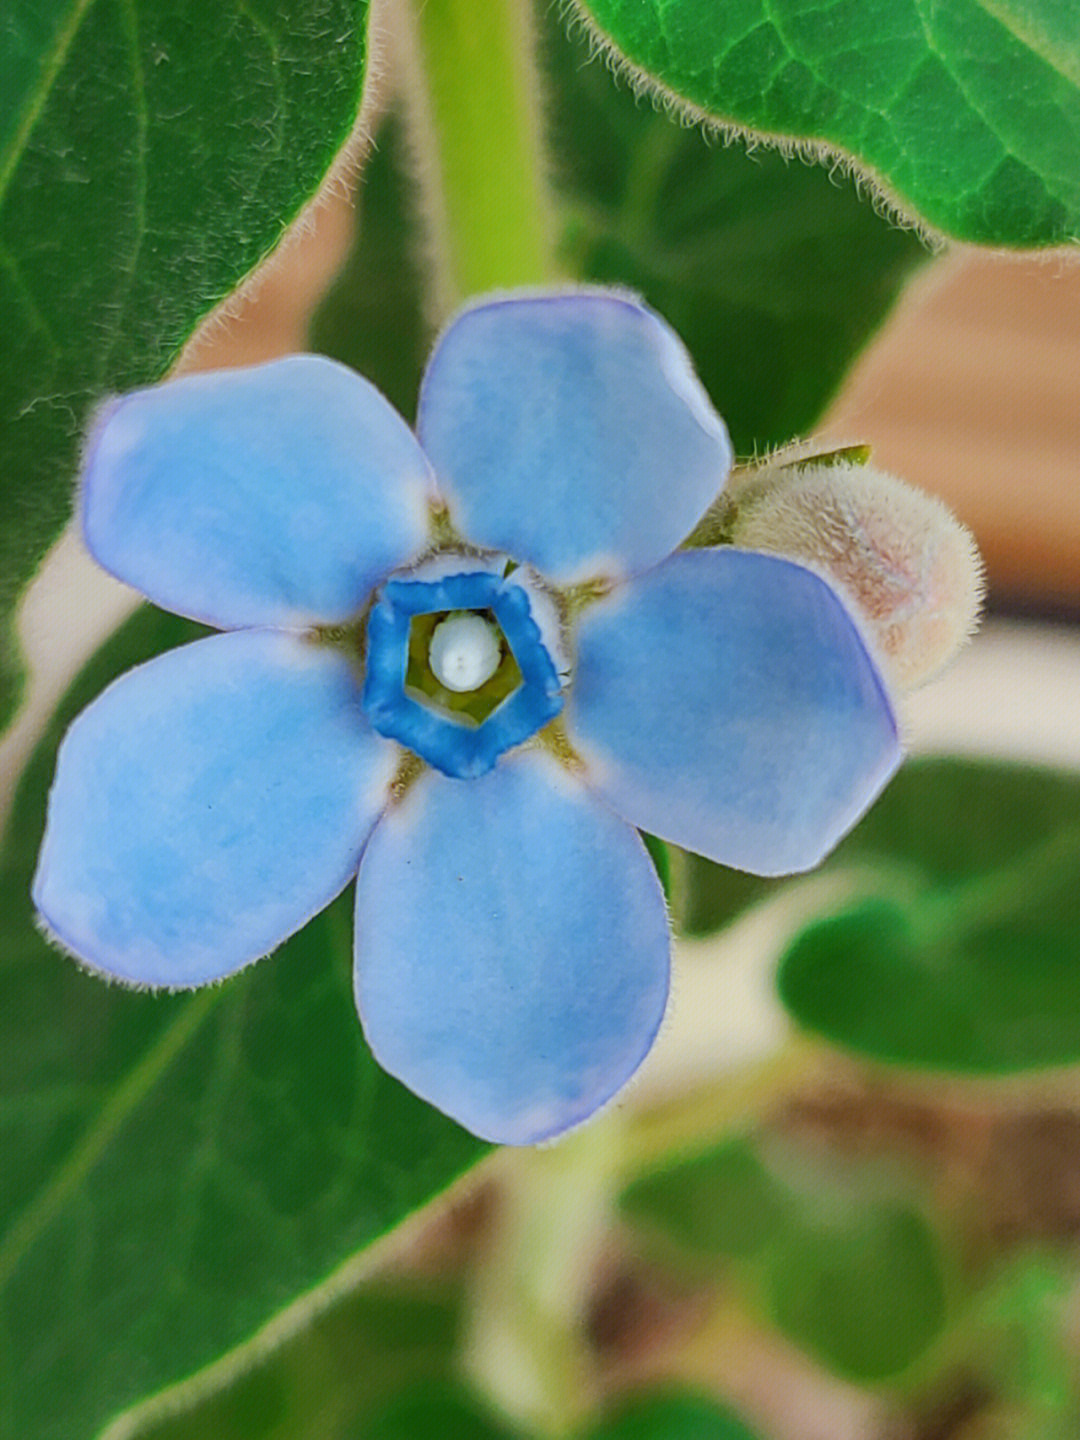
0 0 102 207
0 239 63 356
973 0 1080 90
911 0 1059 208
0 988 219 1293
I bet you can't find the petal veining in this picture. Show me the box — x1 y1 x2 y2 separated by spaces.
417 292 732 582
33 630 396 986
568 549 901 875
82 357 434 629
353 753 670 1144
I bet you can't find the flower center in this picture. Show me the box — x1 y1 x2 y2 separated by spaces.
361 556 566 779
405 608 523 724
428 612 501 692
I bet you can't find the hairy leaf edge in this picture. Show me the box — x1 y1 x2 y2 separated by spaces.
561 0 1080 256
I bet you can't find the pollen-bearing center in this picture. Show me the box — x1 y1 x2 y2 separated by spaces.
429 612 501 691
361 557 565 779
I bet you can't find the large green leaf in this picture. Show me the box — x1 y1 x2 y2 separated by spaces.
546 13 928 454
575 0 1080 249
0 0 370 733
0 607 487 1440
778 758 1080 1072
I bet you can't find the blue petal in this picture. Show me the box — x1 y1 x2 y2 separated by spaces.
353 753 670 1144
567 549 901 875
82 357 434 629
34 630 396 986
417 292 732 582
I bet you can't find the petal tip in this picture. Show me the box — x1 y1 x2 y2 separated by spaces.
353 756 671 1146
418 288 733 581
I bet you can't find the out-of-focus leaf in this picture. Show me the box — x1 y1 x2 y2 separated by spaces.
778 759 1080 1071
0 0 370 732
623 1138 792 1261
586 1393 765 1440
310 111 429 422
768 1201 947 1380
671 852 777 939
575 0 1080 248
0 607 487 1440
622 1134 948 1380
545 11 929 454
356 1383 523 1440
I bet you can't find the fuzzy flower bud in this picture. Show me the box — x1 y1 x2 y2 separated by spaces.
725 453 983 691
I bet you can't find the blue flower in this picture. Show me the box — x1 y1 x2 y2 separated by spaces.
33 291 900 1145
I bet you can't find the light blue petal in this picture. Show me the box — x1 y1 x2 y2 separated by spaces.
417 292 732 582
82 357 434 629
353 753 670 1145
34 630 396 986
568 549 901 875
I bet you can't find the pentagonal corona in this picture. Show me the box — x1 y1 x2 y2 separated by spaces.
362 554 566 778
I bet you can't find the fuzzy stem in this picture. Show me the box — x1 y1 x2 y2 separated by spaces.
400 0 561 308
464 1117 627 1437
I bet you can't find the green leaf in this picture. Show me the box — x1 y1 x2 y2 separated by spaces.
0 607 487 1440
546 13 929 454
768 1201 947 1380
642 833 673 900
964 1257 1080 1438
585 1393 765 1440
670 852 777 939
356 1384 524 1440
778 758 1080 1072
622 1133 948 1381
0 0 370 734
576 0 1080 249
622 1138 792 1261
134 1284 477 1440
310 112 430 423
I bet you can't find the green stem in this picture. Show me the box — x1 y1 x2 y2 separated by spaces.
464 1117 628 1437
402 0 561 306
